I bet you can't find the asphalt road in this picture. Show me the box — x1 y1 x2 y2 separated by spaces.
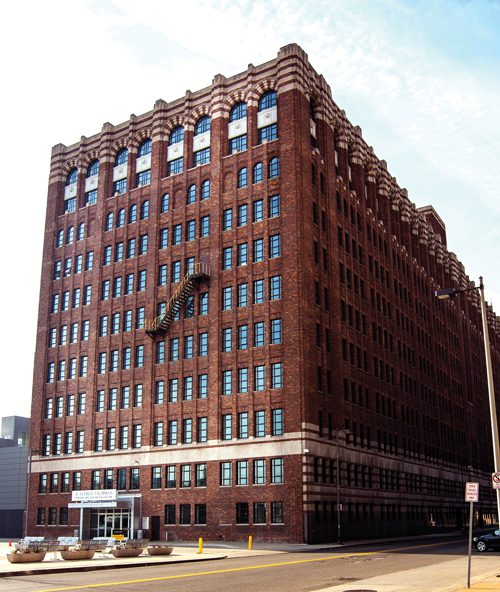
0 537 491 592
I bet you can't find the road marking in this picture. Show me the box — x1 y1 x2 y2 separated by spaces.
35 539 463 592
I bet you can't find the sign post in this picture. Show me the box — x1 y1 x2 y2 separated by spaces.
465 482 479 589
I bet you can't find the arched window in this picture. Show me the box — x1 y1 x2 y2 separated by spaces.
193 116 210 166
66 226 74 244
137 139 152 157
194 116 211 135
169 126 184 146
56 230 64 248
201 180 210 200
129 204 137 223
141 200 150 219
117 208 125 227
136 140 152 187
161 193 170 213
229 102 247 154
66 168 78 186
113 149 128 195
257 90 278 144
77 223 85 240
86 160 99 177
105 212 114 231
168 126 184 175
253 163 263 184
85 160 99 206
187 184 196 205
237 167 248 188
115 149 128 166
229 102 247 122
258 90 277 111
268 157 280 179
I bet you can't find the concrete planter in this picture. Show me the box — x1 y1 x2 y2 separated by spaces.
147 546 173 556
60 549 95 560
111 548 144 558
7 551 47 563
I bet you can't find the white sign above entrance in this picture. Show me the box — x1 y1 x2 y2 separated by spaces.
71 489 118 502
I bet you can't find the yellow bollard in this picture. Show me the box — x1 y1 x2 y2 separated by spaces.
248 535 253 550
198 537 203 554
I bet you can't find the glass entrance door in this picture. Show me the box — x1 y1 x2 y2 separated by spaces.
90 509 131 538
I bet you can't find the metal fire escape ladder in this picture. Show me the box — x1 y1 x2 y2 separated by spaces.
145 262 210 338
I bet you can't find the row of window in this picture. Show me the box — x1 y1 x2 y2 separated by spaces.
101 271 147 300
55 223 85 247
51 286 92 313
153 332 209 363
222 194 280 230
98 306 149 336
221 234 281 269
47 357 89 383
220 363 284 395
97 344 147 373
53 251 94 279
104 201 150 230
42 407 284 455
44 393 86 418
165 501 284 526
221 319 282 351
221 276 282 309
49 321 90 347
103 236 148 264
158 216 210 248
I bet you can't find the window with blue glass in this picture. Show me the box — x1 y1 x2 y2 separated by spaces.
136 170 151 187
259 123 278 143
187 184 196 204
229 135 247 154
253 162 263 184
113 178 127 195
161 193 170 213
229 102 247 155
117 208 125 227
237 204 248 226
200 215 210 237
172 224 182 245
268 157 280 179
269 234 281 258
201 179 210 200
115 149 128 166
253 238 264 263
222 247 232 270
141 200 149 219
237 167 248 188
237 282 248 307
269 194 280 218
186 220 196 241
237 242 248 266
138 138 152 157
167 126 184 176
252 199 264 222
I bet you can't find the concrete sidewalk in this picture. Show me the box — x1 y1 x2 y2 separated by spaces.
1 538 499 592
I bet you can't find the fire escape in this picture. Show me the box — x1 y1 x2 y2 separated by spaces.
145 261 210 338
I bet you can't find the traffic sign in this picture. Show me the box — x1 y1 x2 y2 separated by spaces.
465 482 479 502
492 473 500 489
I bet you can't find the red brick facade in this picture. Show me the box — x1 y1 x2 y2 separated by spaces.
28 44 500 543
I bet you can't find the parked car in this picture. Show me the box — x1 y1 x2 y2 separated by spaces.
473 530 500 552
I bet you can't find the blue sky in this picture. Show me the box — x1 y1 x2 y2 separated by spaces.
0 0 499 418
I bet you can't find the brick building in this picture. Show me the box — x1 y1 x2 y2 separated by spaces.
29 44 500 543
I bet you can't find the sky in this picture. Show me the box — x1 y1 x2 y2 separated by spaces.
0 0 499 419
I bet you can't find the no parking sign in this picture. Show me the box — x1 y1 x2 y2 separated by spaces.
492 473 500 489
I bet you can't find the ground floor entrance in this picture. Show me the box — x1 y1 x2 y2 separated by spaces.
89 508 131 538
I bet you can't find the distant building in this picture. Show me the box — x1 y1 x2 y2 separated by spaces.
28 44 500 543
0 416 30 538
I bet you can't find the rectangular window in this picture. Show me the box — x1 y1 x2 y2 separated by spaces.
120 426 129 449
166 466 176 488
132 424 142 448
197 374 208 399
197 332 208 357
236 461 248 486
259 123 278 143
172 261 181 282
134 384 143 407
238 367 249 393
139 234 148 255
84 285 92 305
222 370 232 396
271 362 283 388
269 194 280 217
220 462 232 486
165 504 176 524
270 275 282 300
255 410 266 437
253 321 265 347
185 220 196 241
179 504 191 525
271 501 284 523
254 502 266 524
121 386 130 409
154 421 164 446
151 467 162 489
253 459 266 484
237 204 248 226
222 286 232 310
254 365 266 391
195 504 207 525
85 251 94 270
222 327 232 352
130 467 140 490
195 464 207 487
237 242 248 266
252 199 264 222
180 464 191 487
136 307 145 329
222 414 232 440
222 209 233 230
237 282 248 307
229 135 247 153
168 420 178 445
155 380 164 404
159 228 169 249
169 378 179 402
253 279 264 304
197 416 208 442
101 280 110 301
200 215 210 237
238 412 249 439
112 312 120 334
62 291 70 310
115 242 124 262
270 319 282 344
272 408 284 435
172 223 182 245
183 335 194 358
183 376 193 400
253 238 264 262
127 238 136 258
122 347 131 369
137 270 147 291
269 234 281 258
135 345 144 367
222 247 232 270
271 458 284 483
107 427 116 450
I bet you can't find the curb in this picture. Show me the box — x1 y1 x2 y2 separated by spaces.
0 553 227 578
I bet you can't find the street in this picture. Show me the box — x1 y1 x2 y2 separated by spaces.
2 537 499 592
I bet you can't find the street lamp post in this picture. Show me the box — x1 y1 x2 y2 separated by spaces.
335 429 351 544
435 277 500 524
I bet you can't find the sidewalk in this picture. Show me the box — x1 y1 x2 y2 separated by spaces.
1 537 499 592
